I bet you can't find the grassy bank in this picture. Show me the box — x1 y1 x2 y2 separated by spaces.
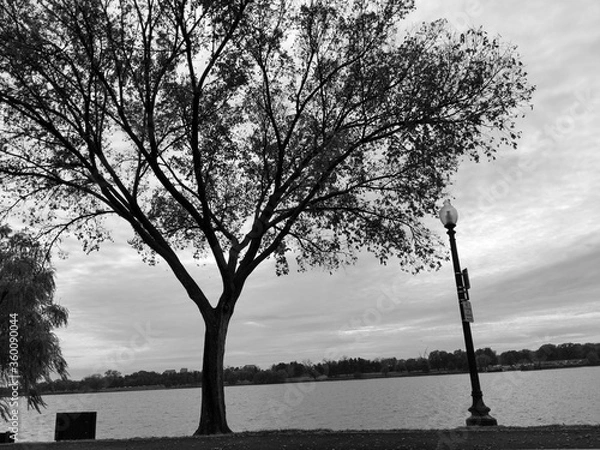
5 425 600 450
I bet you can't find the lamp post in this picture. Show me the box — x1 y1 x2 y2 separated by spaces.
439 200 497 427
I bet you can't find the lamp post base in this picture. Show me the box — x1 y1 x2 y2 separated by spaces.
466 397 498 426
466 414 498 426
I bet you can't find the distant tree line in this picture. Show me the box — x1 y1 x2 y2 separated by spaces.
35 342 600 393
223 342 599 384
37 369 202 394
498 342 600 366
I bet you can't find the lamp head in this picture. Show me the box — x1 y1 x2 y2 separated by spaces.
439 199 458 228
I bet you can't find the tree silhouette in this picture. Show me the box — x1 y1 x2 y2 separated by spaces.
0 0 533 434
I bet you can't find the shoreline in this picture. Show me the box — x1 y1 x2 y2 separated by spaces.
37 364 599 397
6 425 600 449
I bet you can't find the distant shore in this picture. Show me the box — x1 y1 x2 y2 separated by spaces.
37 363 598 397
7 425 600 449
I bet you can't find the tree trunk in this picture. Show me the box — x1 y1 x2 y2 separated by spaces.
194 310 233 435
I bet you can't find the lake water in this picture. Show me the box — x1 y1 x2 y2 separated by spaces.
13 367 600 442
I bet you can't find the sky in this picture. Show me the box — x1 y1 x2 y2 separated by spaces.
47 0 600 380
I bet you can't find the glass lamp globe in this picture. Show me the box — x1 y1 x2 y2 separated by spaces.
439 200 458 227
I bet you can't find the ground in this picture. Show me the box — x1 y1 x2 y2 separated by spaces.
4 425 600 449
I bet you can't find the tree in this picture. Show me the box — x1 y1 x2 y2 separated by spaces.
452 349 468 372
586 351 599 366
556 343 584 361
405 357 429 373
498 350 519 366
475 347 497 366
0 0 534 434
0 225 68 421
104 369 123 388
81 374 106 391
428 350 449 371
475 354 491 371
536 343 558 362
